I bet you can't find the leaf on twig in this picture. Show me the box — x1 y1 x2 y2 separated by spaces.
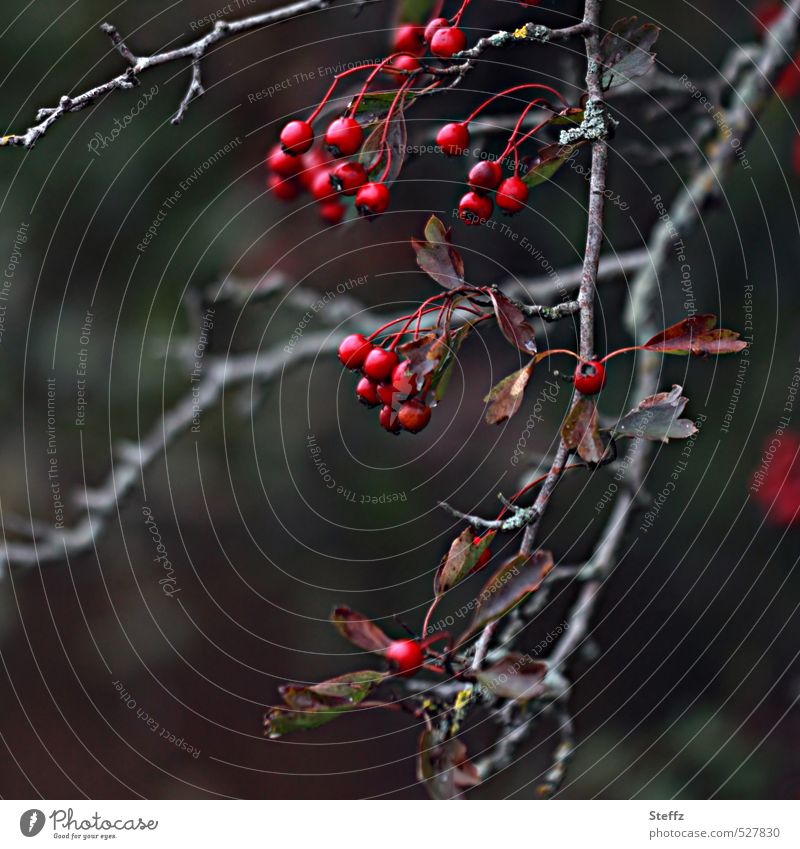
484 363 535 424
643 314 747 355
428 323 473 401
522 141 583 188
434 529 496 596
547 107 585 126
331 607 393 653
263 670 388 738
599 17 661 90
473 654 550 701
358 108 407 186
609 385 698 443
417 730 480 799
488 290 537 355
561 397 605 463
459 550 554 643
411 215 465 290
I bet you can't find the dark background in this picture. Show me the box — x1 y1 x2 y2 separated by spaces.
0 0 798 799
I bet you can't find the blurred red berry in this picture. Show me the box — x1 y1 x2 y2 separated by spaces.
398 399 431 433
424 17 449 43
392 360 417 396
311 169 337 202
318 200 345 225
267 144 301 177
267 174 300 201
356 376 380 407
752 432 800 526
379 404 402 433
385 639 424 675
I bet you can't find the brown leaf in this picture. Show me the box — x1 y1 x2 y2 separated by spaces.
643 314 747 356
331 607 393 654
600 17 660 90
459 550 554 643
417 730 480 799
434 529 496 596
484 363 535 424
489 290 537 355
473 654 550 701
561 397 605 463
411 215 465 290
610 384 698 443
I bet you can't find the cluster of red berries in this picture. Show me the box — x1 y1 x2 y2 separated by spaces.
338 334 433 434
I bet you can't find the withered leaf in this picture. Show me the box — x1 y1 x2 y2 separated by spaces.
331 607 393 654
522 141 583 188
489 290 537 355
561 397 605 463
484 363 535 424
599 17 661 90
411 215 465 290
434 529 496 596
610 384 698 443
473 653 550 701
417 730 480 799
643 314 747 356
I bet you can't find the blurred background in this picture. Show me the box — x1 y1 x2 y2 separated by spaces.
0 0 798 799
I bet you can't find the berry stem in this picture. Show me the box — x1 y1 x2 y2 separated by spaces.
464 84 567 126
599 345 645 363
307 63 383 124
451 0 471 26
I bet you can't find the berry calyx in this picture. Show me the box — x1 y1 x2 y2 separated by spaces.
280 120 314 155
496 176 529 214
424 17 449 43
379 404 402 434
363 347 400 381
267 144 302 177
436 122 469 156
385 638 424 676
573 358 606 395
325 116 364 156
338 334 373 369
468 160 503 193
355 182 390 216
356 376 380 407
391 360 417 396
311 169 337 202
318 200 345 225
430 26 467 58
330 161 368 195
267 174 299 201
398 398 431 433
393 24 425 54
458 190 493 225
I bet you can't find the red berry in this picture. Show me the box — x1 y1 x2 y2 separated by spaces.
363 347 399 381
424 17 449 43
496 176 529 214
379 404 402 434
389 54 422 75
267 144 301 177
325 116 364 156
311 169 337 202
330 161 367 196
393 23 425 54
385 639 424 676
356 376 380 407
318 200 345 225
468 160 503 193
391 360 417 396
458 190 493 225
436 122 469 156
355 182 390 216
398 398 431 433
338 334 372 369
296 148 329 191
430 26 466 58
280 120 314 155
376 381 397 406
573 359 606 395
267 174 299 201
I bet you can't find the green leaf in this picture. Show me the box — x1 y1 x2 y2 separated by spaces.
599 17 661 90
459 550 554 643
609 385 698 443
522 142 582 188
397 0 438 25
428 322 473 401
547 107 585 126
411 215 466 289
434 529 496 596
417 730 480 799
350 90 418 121
263 670 388 738
484 363 535 424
